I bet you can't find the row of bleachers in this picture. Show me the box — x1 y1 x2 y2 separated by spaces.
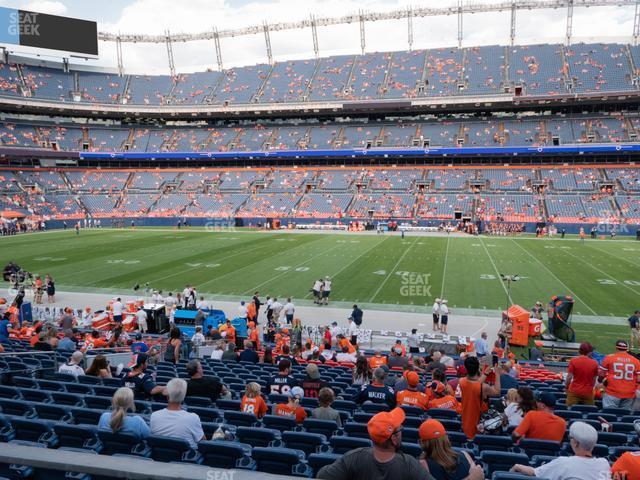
293 193 354 218
477 194 540 222
237 193 300 217
65 171 130 192
417 193 474 219
185 193 249 217
348 193 415 218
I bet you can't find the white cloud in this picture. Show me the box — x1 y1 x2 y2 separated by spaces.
85 0 636 73
24 0 67 15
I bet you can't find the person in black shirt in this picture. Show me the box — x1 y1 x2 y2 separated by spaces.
252 292 262 324
266 359 298 395
239 340 259 363
350 304 364 326
357 367 396 409
121 353 166 399
275 344 298 366
185 359 223 402
33 332 53 351
301 363 329 398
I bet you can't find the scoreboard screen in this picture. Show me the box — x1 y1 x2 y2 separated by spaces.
0 7 98 57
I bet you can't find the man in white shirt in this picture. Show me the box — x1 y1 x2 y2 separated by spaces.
322 277 332 305
348 319 359 346
432 298 441 331
271 298 283 322
330 322 343 346
283 298 295 324
335 346 357 364
135 307 148 333
475 331 489 358
191 326 205 346
150 378 205 449
238 301 248 319
196 296 209 310
58 351 85 378
164 292 176 310
312 279 323 304
182 285 191 308
112 298 124 323
511 421 611 480
439 299 450 334
265 296 274 323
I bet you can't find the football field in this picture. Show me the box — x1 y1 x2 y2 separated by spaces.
1 228 639 321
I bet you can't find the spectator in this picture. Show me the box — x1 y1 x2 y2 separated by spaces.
135 307 148 334
239 340 259 363
348 317 359 346
388 346 409 369
599 340 640 410
566 342 599 406
261 346 275 365
460 356 501 439
427 381 462 413
248 322 260 351
58 351 85 378
150 378 205 449
439 350 454 368
396 371 430 411
85 354 112 379
321 342 335 362
191 326 205 346
186 359 223 402
121 353 167 399
426 351 446 373
529 345 544 361
112 298 123 324
358 367 396 409
502 389 523 428
240 382 268 419
283 298 295 324
312 387 342 428
59 307 75 331
237 300 248 320
266 359 298 395
336 345 357 364
499 362 519 390
349 304 363 327
98 387 150 439
290 317 302 346
0 313 11 343
33 332 53 351
164 327 182 364
130 333 149 354
58 329 77 351
407 329 420 354
431 368 455 396
302 363 329 398
317 408 429 480
629 310 640 350
418 419 483 480
511 422 610 480
210 342 224 361
512 391 566 443
353 355 373 386
221 343 238 362
369 351 387 369
611 420 640 479
276 344 298 366
475 332 489 358
273 386 307 424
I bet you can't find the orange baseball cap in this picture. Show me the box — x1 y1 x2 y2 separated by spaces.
419 419 446 441
428 381 446 395
367 407 405 444
248 321 256 329
406 371 420 387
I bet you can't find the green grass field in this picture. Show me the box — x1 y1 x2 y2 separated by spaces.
1 228 638 352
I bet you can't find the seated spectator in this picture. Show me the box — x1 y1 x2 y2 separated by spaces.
426 351 446 373
317 408 429 480
321 342 335 362
29 324 43 347
336 345 357 364
353 355 373 386
58 351 85 378
85 354 112 379
84 330 108 350
58 329 77 351
130 333 149 354
122 353 167 399
358 367 396 409
266 359 298 395
418 419 484 480
206 326 221 341
240 382 268 419
369 350 387 368
186 359 223 402
273 386 307 424
393 365 414 392
512 391 566 443
276 344 298 365
312 387 342 428
388 346 409 369
511 422 611 480
221 343 238 362
210 342 224 361
502 389 522 428
431 368 455 396
427 381 461 414
396 371 430 411
98 387 150 440
529 345 544 361
506 386 536 428
439 350 454 368
611 420 640 479
302 363 329 398
33 332 53 351
499 362 519 390
238 340 259 363
261 346 275 364
150 378 205 449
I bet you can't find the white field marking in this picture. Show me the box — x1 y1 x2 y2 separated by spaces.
33 257 67 262
479 237 512 304
242 244 342 295
106 259 140 264
480 274 497 280
560 246 640 297
369 238 419 303
441 236 450 299
510 239 598 315
373 270 387 275
587 244 640 269
303 237 389 299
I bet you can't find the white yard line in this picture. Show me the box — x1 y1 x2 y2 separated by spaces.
440 236 450 299
368 238 418 303
479 237 512 304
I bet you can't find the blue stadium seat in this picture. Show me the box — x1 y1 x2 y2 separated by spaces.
516 439 561 458
439 418 463 431
0 414 15 442
235 426 281 448
19 389 51 404
401 442 422 457
597 432 629 446
198 440 255 469
307 453 341 476
184 396 213 408
555 410 583 421
37 380 67 392
585 412 617 423
102 378 124 387
65 384 94 395
328 435 372 454
569 405 599 414
602 407 631 417
12 376 38 389
401 427 420 443
480 450 530 476
77 375 102 385
448 431 468 448
53 424 102 452
50 392 84 407
222 411 258 428
361 402 389 414
97 430 151 457
610 446 640 461
0 386 21 399
0 399 36 417
33 403 73 423
332 400 357 412
352 412 374 423
93 386 118 397
492 473 549 480
303 419 340 438
610 422 637 433
262 414 299 432
186 406 221 423
530 455 557 467
252 447 310 477
69 407 102 425
215 399 242 411
281 431 327 455
427 408 460 420
343 422 369 439
400 405 426 418
146 435 202 463
11 418 59 447
83 396 112 410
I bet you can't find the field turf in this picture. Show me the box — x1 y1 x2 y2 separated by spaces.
1 228 638 351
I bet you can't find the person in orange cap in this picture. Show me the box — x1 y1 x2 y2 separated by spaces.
418 419 483 479
427 381 462 414
396 371 429 411
317 407 430 480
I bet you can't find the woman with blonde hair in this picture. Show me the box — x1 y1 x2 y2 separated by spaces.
240 382 267 419
418 419 483 480
98 387 150 439
502 388 523 427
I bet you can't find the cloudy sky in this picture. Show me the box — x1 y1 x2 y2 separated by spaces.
0 0 636 73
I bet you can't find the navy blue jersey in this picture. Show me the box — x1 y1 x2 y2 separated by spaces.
266 374 298 395
357 383 396 409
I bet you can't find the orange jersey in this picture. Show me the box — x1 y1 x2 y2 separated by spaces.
339 338 356 354
273 403 307 424
240 395 268 419
459 378 486 439
601 352 640 399
226 326 236 342
247 303 256 320
249 329 260 350
612 451 640 480
396 389 430 411
369 356 387 368
428 395 462 414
